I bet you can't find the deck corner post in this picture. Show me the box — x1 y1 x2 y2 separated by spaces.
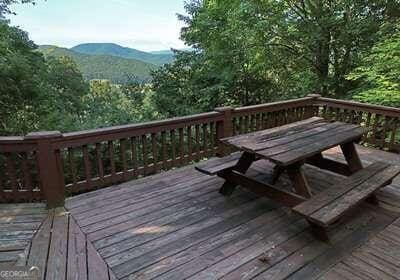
306 93 322 117
25 131 65 208
214 106 234 157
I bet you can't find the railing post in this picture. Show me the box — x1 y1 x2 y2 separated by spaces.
25 131 65 208
215 106 234 157
305 94 322 118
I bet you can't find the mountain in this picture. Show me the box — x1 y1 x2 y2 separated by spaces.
39 45 157 84
150 50 175 55
71 43 174 65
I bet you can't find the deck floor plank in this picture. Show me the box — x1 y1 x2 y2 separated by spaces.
1 145 400 280
67 217 88 280
27 210 54 280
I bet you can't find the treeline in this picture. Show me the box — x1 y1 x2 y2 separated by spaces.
1 0 400 135
0 21 155 134
151 0 400 117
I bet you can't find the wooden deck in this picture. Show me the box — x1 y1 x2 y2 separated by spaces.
1 145 400 279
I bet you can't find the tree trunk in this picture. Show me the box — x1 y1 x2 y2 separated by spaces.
316 32 330 96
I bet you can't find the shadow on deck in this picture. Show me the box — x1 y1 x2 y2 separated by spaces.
1 145 400 280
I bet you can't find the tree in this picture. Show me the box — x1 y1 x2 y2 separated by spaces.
151 0 400 118
348 22 400 107
80 80 158 130
0 0 36 19
0 21 47 134
0 19 90 134
35 56 89 131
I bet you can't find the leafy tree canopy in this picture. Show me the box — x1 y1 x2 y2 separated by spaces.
0 0 36 19
151 0 400 117
348 21 400 107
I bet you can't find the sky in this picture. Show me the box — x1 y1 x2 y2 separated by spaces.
8 0 188 51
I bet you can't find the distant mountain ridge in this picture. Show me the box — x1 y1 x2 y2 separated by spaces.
39 45 157 84
71 43 174 65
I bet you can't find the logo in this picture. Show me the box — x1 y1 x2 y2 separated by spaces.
0 266 40 280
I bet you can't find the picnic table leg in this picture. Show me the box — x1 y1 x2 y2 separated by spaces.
341 142 380 205
340 141 363 173
286 162 312 198
219 152 255 196
272 165 285 184
308 221 329 242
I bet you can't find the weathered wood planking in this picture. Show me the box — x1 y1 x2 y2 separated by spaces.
23 207 115 280
0 203 47 268
1 145 399 279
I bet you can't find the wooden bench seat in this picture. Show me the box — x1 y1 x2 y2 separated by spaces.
293 161 400 241
195 152 243 175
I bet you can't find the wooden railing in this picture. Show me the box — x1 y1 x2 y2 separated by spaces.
0 137 42 202
1 94 399 206
313 97 400 152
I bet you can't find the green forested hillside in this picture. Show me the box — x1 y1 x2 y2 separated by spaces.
39 45 157 83
71 43 174 65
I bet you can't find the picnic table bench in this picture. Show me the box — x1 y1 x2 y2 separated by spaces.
196 117 400 241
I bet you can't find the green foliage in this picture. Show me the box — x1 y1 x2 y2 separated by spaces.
36 56 89 132
0 21 47 134
348 22 400 107
0 20 90 134
2 0 400 136
79 80 159 130
151 0 399 117
71 43 174 66
0 0 35 19
39 45 157 84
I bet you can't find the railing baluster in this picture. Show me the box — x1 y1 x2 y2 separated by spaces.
187 126 193 163
389 118 398 151
342 109 348 122
0 158 4 197
202 123 208 156
5 153 18 194
82 145 92 190
209 122 215 155
130 137 138 178
195 125 200 161
371 114 381 147
21 152 33 196
151 133 158 172
382 116 390 149
244 116 249 132
108 141 116 181
161 131 167 170
95 143 104 185
349 110 355 123
68 147 78 189
120 139 128 178
233 118 239 135
179 128 184 166
250 115 255 132
287 108 293 123
142 135 148 175
364 112 372 142
170 130 176 167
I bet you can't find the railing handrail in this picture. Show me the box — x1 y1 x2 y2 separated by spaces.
0 136 27 142
54 111 223 149
315 97 400 117
62 111 223 139
232 97 315 116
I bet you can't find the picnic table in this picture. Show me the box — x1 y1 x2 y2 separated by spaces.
196 117 400 241
219 117 366 205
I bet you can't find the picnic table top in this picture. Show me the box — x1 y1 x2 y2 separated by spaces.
222 117 368 166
